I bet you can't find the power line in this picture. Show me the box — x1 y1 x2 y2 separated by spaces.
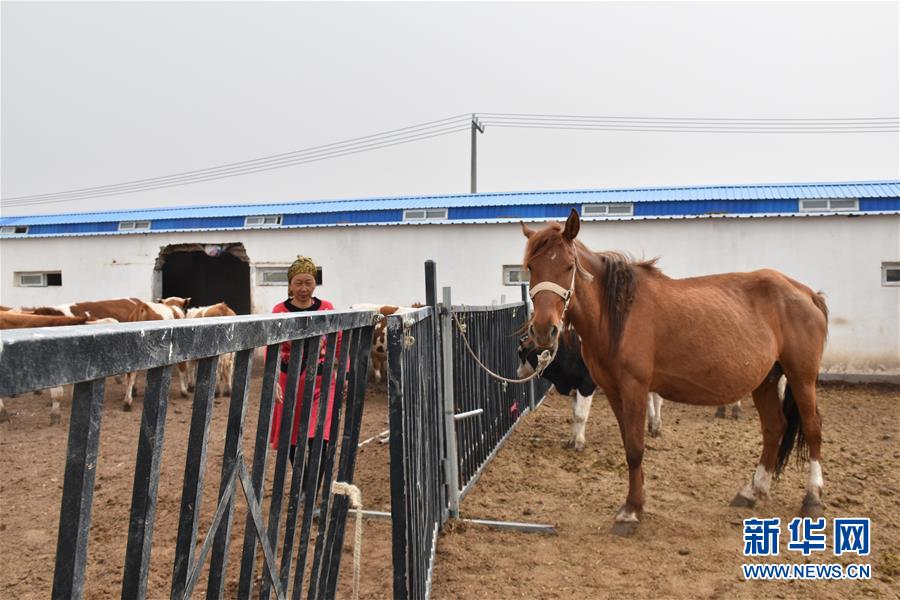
2 123 471 207
478 111 900 123
1 115 472 206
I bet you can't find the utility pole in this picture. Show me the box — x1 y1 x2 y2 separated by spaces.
470 114 485 194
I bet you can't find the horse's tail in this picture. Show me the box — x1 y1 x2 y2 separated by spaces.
775 379 808 477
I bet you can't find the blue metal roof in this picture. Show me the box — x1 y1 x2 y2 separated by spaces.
2 180 897 237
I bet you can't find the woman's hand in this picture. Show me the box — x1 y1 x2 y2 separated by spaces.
275 382 283 403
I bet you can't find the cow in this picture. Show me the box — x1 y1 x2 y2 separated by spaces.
0 311 118 424
184 302 237 397
349 303 423 384
30 296 191 410
516 330 665 451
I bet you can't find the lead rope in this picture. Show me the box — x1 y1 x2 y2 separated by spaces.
331 482 363 600
451 311 556 384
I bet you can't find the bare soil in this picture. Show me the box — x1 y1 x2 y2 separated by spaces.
1 371 898 599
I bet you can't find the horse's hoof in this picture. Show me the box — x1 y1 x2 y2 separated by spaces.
648 427 661 438
574 443 585 453
0 408 9 423
732 408 743 420
224 389 231 397
730 493 756 508
187 384 195 392
800 493 825 519
715 407 726 418
50 414 61 425
181 391 189 399
122 403 132 412
611 521 639 537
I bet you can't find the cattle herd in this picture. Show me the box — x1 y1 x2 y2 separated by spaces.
0 296 236 423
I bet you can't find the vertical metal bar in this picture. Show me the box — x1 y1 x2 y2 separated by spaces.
206 348 254 599
170 355 219 600
122 366 173 600
440 288 460 518
387 315 409 600
237 343 281 599
307 327 356 600
321 325 374 599
52 378 105 600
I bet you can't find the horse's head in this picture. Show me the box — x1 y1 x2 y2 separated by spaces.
521 209 583 349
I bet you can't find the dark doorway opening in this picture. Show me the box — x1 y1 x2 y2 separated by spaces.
158 243 251 314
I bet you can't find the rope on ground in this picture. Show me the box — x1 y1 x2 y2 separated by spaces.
451 311 556 384
331 481 363 600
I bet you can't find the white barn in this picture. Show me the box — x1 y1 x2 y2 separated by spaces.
2 180 898 377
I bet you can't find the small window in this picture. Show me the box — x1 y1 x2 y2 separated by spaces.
245 215 283 227
883 262 900 287
1 225 28 235
256 265 323 286
503 265 529 286
118 220 150 231
118 220 151 231
582 203 634 217
799 198 858 212
15 271 62 287
403 208 447 221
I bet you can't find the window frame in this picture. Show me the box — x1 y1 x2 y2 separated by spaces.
118 220 151 231
255 265 323 286
582 203 634 217
1 225 28 235
799 198 859 213
502 265 529 286
244 215 283 228
15 271 62 287
882 262 900 287
403 208 448 221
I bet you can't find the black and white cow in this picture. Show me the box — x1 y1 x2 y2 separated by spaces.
516 330 664 451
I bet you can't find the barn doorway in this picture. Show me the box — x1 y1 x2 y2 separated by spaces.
156 243 251 314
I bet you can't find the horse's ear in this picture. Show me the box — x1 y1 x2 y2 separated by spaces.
563 208 580 240
520 221 535 238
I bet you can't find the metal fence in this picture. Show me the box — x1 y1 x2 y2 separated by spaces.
387 264 553 600
449 301 532 502
386 307 444 600
0 310 376 600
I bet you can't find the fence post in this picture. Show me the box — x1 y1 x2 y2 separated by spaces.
521 284 536 412
440 286 461 518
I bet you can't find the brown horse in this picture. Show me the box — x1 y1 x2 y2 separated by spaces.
522 210 828 535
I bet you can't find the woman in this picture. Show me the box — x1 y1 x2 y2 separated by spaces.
269 256 338 476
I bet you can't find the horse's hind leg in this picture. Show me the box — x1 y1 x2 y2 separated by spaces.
732 370 784 507
786 376 824 518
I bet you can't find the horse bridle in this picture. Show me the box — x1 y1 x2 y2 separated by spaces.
528 244 585 320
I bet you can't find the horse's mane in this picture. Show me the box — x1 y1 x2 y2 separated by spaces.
585 249 663 356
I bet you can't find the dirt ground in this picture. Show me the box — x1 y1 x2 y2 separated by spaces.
1 366 898 599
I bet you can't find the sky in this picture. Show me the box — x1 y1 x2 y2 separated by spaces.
1 1 898 217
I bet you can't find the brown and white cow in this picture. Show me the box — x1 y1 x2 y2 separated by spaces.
0 311 118 424
183 302 237 397
349 303 423 383
30 296 191 410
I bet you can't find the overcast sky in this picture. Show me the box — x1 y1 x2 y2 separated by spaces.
1 1 897 217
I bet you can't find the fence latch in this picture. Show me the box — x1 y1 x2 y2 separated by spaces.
402 318 416 348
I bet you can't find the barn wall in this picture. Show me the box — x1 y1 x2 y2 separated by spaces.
1 214 897 374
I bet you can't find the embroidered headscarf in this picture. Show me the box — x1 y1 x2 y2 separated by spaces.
287 255 318 282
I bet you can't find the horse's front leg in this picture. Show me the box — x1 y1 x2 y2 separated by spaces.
607 383 648 536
